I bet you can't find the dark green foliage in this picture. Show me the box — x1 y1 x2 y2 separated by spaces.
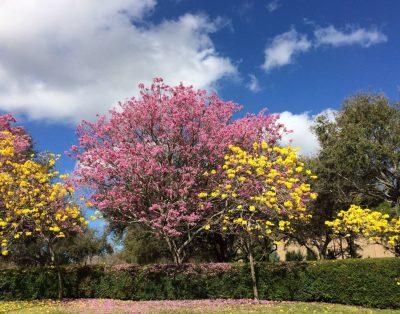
2 228 112 266
256 258 400 308
116 225 239 264
116 225 173 264
268 251 280 262
1 258 400 308
292 94 400 259
312 93 400 209
57 229 113 265
285 250 305 261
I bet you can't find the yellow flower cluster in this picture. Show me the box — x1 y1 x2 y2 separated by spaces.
0 300 62 313
0 132 15 157
0 133 87 256
326 205 400 249
200 142 316 238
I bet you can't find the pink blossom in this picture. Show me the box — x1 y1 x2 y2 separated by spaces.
70 78 286 262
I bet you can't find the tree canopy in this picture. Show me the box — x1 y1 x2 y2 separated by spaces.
71 78 286 263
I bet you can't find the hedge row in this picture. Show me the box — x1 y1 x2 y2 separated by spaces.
1 258 399 308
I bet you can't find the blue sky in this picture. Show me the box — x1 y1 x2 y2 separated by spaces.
0 0 399 175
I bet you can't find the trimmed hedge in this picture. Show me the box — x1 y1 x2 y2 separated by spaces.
0 258 399 308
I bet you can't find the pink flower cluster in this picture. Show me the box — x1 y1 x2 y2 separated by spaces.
0 114 31 159
111 262 234 275
62 298 281 313
71 78 285 245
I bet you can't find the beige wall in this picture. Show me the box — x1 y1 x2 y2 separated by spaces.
277 238 394 261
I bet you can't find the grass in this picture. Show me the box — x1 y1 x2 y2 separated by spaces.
1 300 400 313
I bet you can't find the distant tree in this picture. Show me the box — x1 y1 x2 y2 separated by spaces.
5 228 112 266
55 228 112 265
117 225 172 264
314 93 400 207
301 93 400 258
70 78 285 264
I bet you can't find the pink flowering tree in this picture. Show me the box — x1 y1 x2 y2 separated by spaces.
70 78 285 263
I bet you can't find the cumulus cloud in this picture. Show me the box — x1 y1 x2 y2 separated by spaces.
314 25 388 47
246 74 262 92
262 29 311 72
266 0 280 13
0 0 237 122
278 109 336 156
262 25 387 73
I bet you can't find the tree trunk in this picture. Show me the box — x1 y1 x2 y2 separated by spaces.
165 237 184 264
394 244 400 257
56 267 64 301
347 236 357 258
49 243 64 300
213 233 228 262
242 236 259 300
318 235 331 259
248 245 259 300
339 238 345 259
173 252 183 264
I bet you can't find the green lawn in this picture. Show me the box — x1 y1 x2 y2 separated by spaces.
1 300 400 314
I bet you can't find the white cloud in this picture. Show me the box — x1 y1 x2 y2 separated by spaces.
0 0 237 123
246 74 262 92
261 25 387 73
266 0 280 13
314 26 387 47
262 29 311 72
278 109 336 156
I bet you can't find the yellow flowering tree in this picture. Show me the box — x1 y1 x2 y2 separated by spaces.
0 131 88 299
199 142 316 299
326 205 400 256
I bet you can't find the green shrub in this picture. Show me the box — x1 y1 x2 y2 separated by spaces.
285 250 305 261
0 258 399 308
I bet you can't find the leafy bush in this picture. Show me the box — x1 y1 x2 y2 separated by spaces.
0 258 399 308
285 250 305 261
